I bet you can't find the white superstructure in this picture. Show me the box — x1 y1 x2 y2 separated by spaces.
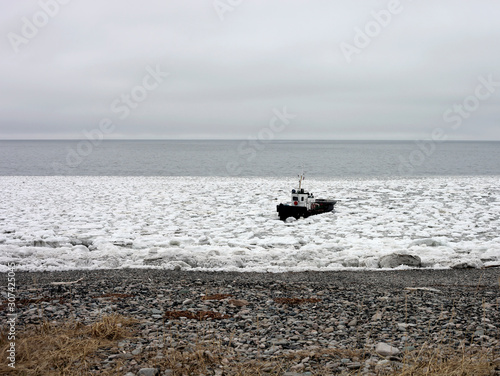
290 174 316 210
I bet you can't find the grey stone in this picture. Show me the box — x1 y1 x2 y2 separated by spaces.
379 253 421 268
348 362 362 369
117 340 128 348
371 311 383 321
343 257 360 267
451 261 482 269
397 323 409 331
375 342 400 357
290 363 304 371
131 347 143 355
271 339 288 346
138 368 159 376
44 305 57 313
143 256 165 266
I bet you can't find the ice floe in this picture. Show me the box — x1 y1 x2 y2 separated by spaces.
0 176 499 272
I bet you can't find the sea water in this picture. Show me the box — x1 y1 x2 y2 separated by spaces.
1 140 500 177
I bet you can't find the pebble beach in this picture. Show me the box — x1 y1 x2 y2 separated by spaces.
2 268 499 375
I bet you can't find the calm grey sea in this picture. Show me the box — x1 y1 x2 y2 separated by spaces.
0 140 499 177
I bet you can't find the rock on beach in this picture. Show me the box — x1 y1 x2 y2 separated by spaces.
379 253 422 268
2 268 499 375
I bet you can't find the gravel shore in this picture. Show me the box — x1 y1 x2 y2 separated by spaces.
2 269 499 375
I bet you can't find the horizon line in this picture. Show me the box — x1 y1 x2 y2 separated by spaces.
1 138 500 142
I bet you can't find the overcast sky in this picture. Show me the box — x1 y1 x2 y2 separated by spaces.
1 0 499 140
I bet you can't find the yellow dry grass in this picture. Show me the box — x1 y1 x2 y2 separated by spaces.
140 343 497 376
390 345 497 376
0 314 137 375
0 314 497 376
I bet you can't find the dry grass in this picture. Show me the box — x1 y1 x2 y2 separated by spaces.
93 293 134 301
390 344 497 376
273 297 322 305
148 342 289 376
0 315 497 375
201 294 233 301
147 344 498 375
0 314 137 375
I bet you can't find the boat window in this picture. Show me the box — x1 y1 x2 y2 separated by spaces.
301 197 304 201
293 196 298 201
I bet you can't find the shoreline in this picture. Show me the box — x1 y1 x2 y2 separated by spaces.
4 267 500 287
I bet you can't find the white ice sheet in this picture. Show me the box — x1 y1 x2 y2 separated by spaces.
0 176 498 272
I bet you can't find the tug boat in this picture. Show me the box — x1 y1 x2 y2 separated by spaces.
277 175 337 221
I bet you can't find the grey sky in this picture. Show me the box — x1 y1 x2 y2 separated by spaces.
1 0 499 140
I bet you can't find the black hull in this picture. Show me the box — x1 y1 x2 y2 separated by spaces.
277 200 336 221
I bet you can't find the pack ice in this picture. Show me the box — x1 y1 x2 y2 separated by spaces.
0 176 499 272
